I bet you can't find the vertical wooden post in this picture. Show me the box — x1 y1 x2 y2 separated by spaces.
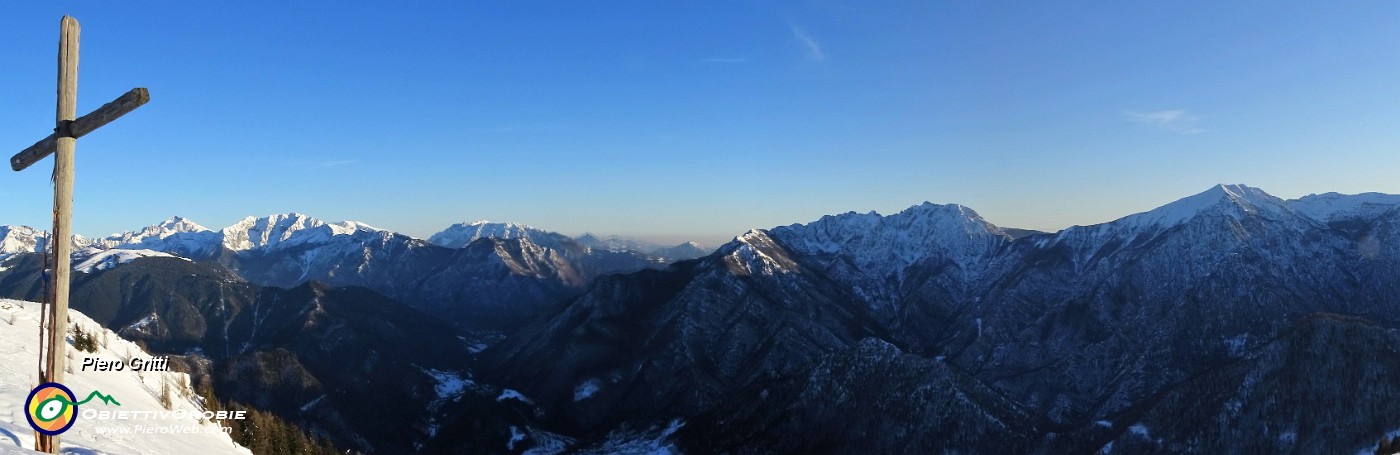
39 15 79 455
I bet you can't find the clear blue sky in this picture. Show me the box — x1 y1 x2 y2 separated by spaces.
1 2 1396 246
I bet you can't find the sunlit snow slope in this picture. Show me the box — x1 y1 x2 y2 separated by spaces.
0 299 250 455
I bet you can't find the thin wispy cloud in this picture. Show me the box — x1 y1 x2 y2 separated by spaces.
788 23 826 62
1123 109 1203 134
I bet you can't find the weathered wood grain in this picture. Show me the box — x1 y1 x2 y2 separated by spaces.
10 87 148 171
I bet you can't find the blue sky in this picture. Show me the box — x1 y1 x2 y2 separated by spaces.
1 2 1396 246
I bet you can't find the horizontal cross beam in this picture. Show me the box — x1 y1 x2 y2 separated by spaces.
10 87 149 172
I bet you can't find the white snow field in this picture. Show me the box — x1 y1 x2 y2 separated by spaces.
0 299 251 455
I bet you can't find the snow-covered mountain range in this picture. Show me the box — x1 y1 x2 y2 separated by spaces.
478 184 1400 454
0 215 708 330
4 184 1400 453
0 215 708 268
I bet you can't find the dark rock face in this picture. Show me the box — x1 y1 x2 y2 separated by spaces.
480 231 890 434
676 338 1047 454
1100 314 1400 454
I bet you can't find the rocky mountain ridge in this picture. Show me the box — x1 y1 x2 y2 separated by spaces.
475 184 1400 454
0 214 707 329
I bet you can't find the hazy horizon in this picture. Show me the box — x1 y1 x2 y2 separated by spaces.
0 182 1385 248
2 3 1396 247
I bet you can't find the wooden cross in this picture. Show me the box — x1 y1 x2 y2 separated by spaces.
8 16 148 454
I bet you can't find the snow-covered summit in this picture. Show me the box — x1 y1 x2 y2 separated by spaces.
156 216 209 233
326 220 382 236
107 216 211 238
428 220 557 249
92 216 219 255
220 213 383 252
4 214 397 273
1113 184 1296 229
1288 192 1400 223
720 229 802 276
0 225 45 257
221 213 323 251
771 202 1008 254
762 202 1011 286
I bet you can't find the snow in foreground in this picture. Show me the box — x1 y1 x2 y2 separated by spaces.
0 299 250 455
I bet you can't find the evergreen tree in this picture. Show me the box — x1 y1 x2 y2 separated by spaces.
215 399 339 455
71 325 97 353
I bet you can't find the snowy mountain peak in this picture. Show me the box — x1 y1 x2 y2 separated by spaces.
1116 184 1293 229
722 229 802 276
218 213 389 252
327 220 383 236
156 215 211 233
0 225 45 256
735 229 768 244
428 220 552 249
1288 192 1400 223
898 202 998 227
729 201 1013 295
221 213 328 251
87 216 222 256
788 202 1008 250
126 216 212 240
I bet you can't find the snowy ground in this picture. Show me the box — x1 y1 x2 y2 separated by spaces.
572 419 684 455
0 299 250 455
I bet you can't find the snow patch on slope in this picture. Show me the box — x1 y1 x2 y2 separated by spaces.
498 389 532 404
424 369 472 399
573 379 602 402
74 248 187 273
574 418 684 455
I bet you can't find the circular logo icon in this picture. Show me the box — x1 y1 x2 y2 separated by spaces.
25 383 77 436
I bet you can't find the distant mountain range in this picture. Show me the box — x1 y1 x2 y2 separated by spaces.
5 184 1400 454
0 215 713 330
0 216 711 452
574 233 710 262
